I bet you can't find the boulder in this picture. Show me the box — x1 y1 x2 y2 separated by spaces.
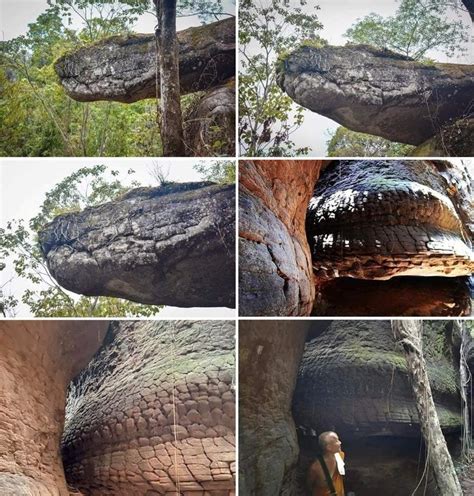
277 44 474 145
239 160 322 316
55 18 235 103
39 182 235 308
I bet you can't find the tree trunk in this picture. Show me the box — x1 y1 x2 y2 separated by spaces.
155 0 186 156
392 320 463 495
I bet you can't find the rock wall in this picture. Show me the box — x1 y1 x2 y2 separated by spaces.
307 160 474 281
239 321 311 496
62 320 236 495
239 160 323 316
39 182 235 308
277 44 474 146
0 321 107 496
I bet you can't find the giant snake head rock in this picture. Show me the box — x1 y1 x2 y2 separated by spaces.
306 160 474 280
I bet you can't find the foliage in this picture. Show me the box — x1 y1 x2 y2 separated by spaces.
0 165 162 317
344 0 469 60
239 0 323 156
193 160 235 184
0 1 161 157
326 126 415 157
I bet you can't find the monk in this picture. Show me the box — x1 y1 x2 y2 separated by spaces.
307 431 345 496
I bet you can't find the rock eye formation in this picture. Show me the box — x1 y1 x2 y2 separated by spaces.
55 18 236 104
39 182 235 308
62 320 236 495
306 160 474 281
277 44 474 147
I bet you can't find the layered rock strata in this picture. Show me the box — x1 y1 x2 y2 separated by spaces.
239 160 323 316
55 18 235 103
277 44 474 145
62 320 236 495
306 160 474 281
39 182 235 308
0 321 107 496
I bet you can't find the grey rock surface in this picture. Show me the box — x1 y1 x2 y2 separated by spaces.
62 320 235 495
55 18 235 103
39 182 235 308
277 44 474 145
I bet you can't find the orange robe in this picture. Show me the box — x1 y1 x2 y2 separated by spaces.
309 451 345 496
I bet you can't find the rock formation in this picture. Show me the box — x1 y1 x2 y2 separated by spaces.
413 116 474 157
55 18 235 104
293 320 469 496
277 44 474 146
239 320 311 496
239 319 473 496
62 320 235 495
39 182 235 308
239 160 323 316
184 82 235 156
313 276 472 316
239 159 473 316
306 160 474 281
0 321 107 496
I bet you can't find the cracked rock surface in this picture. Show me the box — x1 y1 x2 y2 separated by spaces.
55 18 235 103
239 160 323 316
62 320 236 495
39 182 235 308
294 320 471 496
307 160 474 281
0 321 107 496
277 44 474 145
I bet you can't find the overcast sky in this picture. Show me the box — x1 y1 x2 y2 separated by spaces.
0 158 236 319
239 0 474 156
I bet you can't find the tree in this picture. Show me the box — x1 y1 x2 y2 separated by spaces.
154 0 186 156
392 320 463 496
326 126 415 157
344 0 469 60
0 165 162 317
193 160 235 183
239 0 323 156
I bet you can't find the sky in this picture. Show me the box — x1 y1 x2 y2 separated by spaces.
0 158 236 318
0 0 236 39
239 0 474 156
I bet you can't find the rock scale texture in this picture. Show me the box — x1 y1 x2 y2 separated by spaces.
239 160 322 316
62 320 235 495
277 44 474 145
55 18 235 103
307 160 474 281
0 321 107 496
39 182 235 308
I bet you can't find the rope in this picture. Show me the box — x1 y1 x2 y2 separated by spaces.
171 323 181 495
